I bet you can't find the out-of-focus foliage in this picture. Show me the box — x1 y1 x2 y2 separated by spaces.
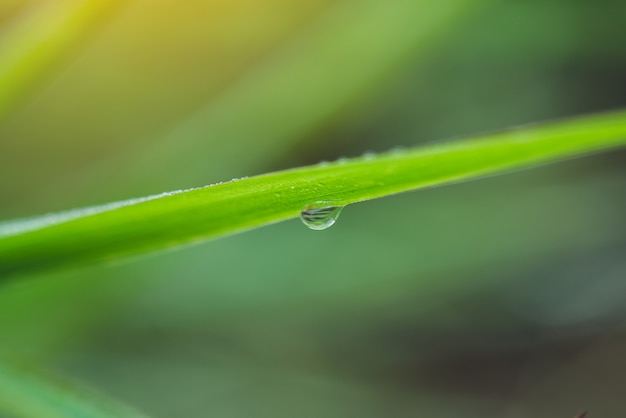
1 0 626 417
0 362 147 418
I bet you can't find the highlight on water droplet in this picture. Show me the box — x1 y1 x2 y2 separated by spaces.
300 203 344 231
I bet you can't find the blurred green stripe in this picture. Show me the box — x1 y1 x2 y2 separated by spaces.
0 362 148 418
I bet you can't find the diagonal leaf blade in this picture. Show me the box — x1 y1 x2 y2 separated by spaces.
1 109 626 279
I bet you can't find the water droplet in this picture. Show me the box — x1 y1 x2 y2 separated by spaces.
300 204 344 230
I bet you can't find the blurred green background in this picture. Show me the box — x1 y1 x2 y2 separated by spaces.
1 0 626 416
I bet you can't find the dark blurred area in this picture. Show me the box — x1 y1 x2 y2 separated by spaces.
1 0 626 417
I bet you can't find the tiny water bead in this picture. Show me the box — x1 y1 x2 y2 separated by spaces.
300 204 344 230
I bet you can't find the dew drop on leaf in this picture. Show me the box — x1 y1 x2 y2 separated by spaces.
300 204 344 230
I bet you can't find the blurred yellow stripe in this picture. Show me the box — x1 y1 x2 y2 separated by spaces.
0 0 121 120
120 0 481 191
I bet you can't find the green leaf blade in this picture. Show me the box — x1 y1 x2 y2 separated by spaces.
1 110 626 279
